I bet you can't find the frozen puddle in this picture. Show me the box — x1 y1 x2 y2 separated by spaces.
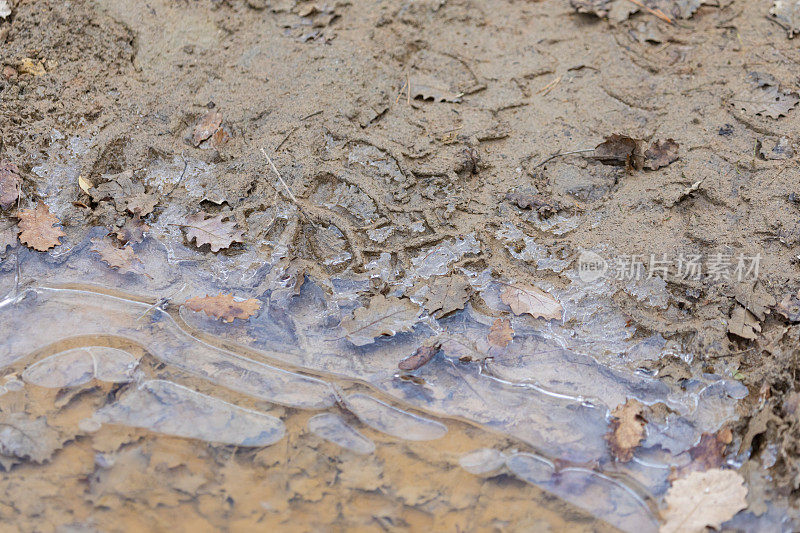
92 380 286 447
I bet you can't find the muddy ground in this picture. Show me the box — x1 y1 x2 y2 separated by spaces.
2 0 800 530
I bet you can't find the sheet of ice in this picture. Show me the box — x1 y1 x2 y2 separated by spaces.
94 380 285 446
0 287 337 410
344 393 447 441
307 413 375 454
23 347 139 388
506 453 659 533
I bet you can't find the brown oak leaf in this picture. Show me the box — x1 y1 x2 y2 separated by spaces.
644 139 679 169
185 293 261 323
0 160 21 209
399 344 440 371
672 428 733 478
183 212 244 252
192 110 223 146
593 134 645 169
341 294 421 346
735 72 799 119
500 284 563 320
422 275 472 319
607 399 646 462
17 201 65 251
91 237 143 275
487 318 514 348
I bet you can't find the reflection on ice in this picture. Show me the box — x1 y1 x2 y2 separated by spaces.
308 413 375 454
94 380 286 446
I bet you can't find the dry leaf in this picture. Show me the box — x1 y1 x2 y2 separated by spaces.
185 293 261 323
0 159 21 209
17 201 65 251
422 275 471 318
593 134 645 169
607 399 646 462
771 0 800 37
409 75 462 103
735 72 799 119
114 215 149 245
91 237 142 275
183 212 244 252
399 344 439 371
570 0 612 17
78 174 93 193
728 305 760 340
0 0 10 19
211 126 230 149
89 170 156 215
0 413 64 465
341 294 421 346
661 469 747 533
192 110 223 146
644 139 679 170
487 318 514 348
500 284 563 320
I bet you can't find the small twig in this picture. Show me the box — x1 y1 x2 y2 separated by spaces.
137 283 187 321
275 126 299 152
537 75 562 96
260 147 319 230
301 110 323 120
627 0 673 24
534 148 595 168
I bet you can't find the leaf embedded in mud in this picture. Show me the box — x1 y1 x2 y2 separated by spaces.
771 0 800 38
593 134 645 170
0 159 21 209
661 469 747 533
90 237 143 275
192 110 223 146
408 75 462 103
114 214 149 245
607 399 646 462
399 344 439 371
0 413 65 465
17 201 65 251
342 294 421 346
500 283 563 320
728 305 760 340
421 275 472 319
735 72 799 119
644 139 679 170
89 170 157 216
183 212 244 252
185 293 262 323
487 318 514 348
